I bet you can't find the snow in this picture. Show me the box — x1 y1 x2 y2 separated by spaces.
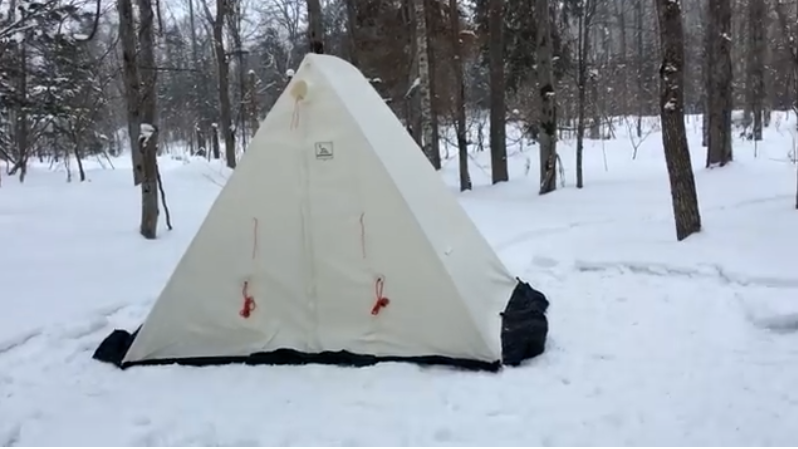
2 113 798 445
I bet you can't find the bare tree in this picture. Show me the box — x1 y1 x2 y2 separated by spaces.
773 0 798 210
343 0 359 64
424 0 441 169
575 0 597 189
655 0 702 241
306 0 324 53
136 0 160 238
449 0 471 191
488 0 507 183
747 0 765 141
634 0 645 138
706 0 733 167
202 0 236 169
117 0 144 185
537 0 557 194
413 0 437 168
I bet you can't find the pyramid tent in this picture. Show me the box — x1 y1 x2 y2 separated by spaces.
93 53 549 372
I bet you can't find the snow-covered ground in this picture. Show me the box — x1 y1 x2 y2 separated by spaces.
2 113 798 445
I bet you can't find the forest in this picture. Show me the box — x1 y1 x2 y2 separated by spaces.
1 0 796 240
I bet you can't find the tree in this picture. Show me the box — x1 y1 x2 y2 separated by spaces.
343 0 359 64
706 0 733 167
413 0 437 168
117 0 167 239
655 0 702 241
202 0 236 169
307 0 324 53
117 0 144 185
449 0 471 191
574 0 597 189
488 0 507 183
136 0 161 239
746 0 765 141
537 0 557 194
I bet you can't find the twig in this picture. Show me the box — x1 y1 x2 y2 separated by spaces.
156 163 173 231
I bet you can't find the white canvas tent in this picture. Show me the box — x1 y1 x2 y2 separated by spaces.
94 54 548 371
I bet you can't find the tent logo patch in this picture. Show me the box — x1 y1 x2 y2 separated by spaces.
315 141 334 160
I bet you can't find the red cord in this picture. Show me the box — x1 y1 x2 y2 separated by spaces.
371 277 390 315
240 281 256 318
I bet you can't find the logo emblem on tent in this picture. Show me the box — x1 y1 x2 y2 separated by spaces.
315 141 334 160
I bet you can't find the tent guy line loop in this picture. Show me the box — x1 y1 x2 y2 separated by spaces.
239 218 260 319
371 276 390 315
240 281 256 318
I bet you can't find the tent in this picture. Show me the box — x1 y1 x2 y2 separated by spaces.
93 53 549 372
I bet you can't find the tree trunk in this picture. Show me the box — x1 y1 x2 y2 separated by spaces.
424 0 441 169
307 0 324 53
247 71 260 138
635 0 644 138
537 0 557 194
213 0 236 169
655 0 702 241
15 38 29 183
188 0 201 155
749 0 765 141
706 0 733 167
449 0 470 191
488 0 507 183
403 0 422 147
117 0 144 185
576 5 592 189
702 1 710 147
616 0 628 116
211 124 220 159
413 0 437 168
227 3 248 150
137 0 160 239
344 0 359 65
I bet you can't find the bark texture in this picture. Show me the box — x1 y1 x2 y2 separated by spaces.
655 0 702 241
488 0 508 183
307 0 324 53
575 1 594 189
210 0 236 169
424 0 441 169
706 0 733 167
413 0 437 168
137 0 160 239
449 0 471 191
537 0 557 194
747 0 765 141
117 0 143 186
